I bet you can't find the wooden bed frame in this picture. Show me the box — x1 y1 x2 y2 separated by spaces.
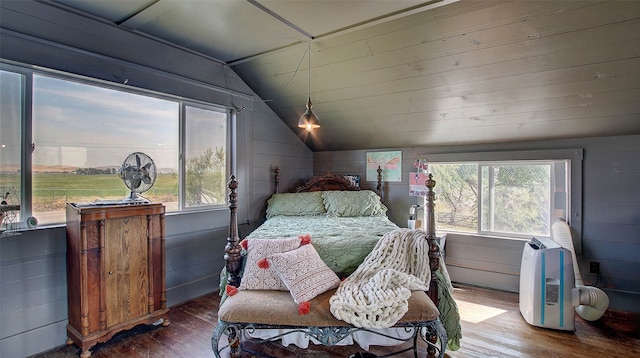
213 168 446 358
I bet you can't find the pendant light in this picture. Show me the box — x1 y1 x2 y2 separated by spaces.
298 43 320 132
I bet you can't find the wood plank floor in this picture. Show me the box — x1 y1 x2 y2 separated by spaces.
32 284 639 358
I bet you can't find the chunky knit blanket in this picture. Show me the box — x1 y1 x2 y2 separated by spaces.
329 229 431 328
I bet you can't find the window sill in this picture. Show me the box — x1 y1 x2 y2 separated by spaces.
438 230 530 244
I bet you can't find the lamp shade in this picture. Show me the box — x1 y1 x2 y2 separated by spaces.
298 97 320 132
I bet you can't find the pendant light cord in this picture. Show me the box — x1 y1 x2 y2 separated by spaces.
308 42 311 100
254 43 313 107
279 43 309 92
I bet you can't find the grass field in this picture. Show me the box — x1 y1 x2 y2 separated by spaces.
1 172 180 224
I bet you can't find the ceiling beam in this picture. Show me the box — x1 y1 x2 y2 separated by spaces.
117 0 181 29
229 0 460 66
247 0 314 40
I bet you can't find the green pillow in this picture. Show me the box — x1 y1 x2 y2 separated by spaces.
322 190 388 217
266 192 326 219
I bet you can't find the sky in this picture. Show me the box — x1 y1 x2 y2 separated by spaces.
1 71 227 172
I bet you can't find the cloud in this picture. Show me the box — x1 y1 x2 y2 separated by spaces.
32 76 179 167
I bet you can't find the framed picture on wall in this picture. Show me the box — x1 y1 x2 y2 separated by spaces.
366 151 402 182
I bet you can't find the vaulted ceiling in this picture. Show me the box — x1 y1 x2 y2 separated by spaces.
7 0 640 151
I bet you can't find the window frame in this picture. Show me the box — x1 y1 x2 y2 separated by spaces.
475 160 558 239
423 149 583 253
179 101 231 212
1 61 232 227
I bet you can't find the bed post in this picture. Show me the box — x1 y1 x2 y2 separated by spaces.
424 174 443 358
376 166 382 197
225 175 242 288
424 174 440 306
274 165 280 194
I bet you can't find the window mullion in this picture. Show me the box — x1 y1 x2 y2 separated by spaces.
488 165 496 232
178 102 186 211
549 163 556 234
477 163 483 234
21 72 33 219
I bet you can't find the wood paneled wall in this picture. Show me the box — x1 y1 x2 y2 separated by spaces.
0 229 68 357
234 1 640 151
314 134 640 314
245 100 313 230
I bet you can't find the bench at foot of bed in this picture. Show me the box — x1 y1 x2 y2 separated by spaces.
211 289 447 358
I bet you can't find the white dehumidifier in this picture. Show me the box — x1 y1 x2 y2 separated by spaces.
519 237 577 330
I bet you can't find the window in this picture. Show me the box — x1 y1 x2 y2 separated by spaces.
184 105 227 208
428 158 571 239
0 70 23 226
480 162 554 237
1 64 229 227
32 74 180 223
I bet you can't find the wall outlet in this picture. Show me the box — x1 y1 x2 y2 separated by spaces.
590 261 600 274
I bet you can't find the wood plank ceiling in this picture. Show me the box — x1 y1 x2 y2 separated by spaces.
21 0 640 151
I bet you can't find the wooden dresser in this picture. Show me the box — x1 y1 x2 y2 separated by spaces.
65 203 169 358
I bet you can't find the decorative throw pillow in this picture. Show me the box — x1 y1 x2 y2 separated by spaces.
322 190 388 217
238 237 301 291
266 192 326 219
268 244 341 304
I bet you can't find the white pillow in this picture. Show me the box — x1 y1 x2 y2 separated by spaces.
268 244 341 303
238 237 301 291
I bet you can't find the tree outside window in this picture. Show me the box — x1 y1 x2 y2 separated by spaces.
184 105 227 208
429 160 566 239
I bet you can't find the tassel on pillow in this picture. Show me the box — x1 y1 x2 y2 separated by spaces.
298 301 311 315
240 239 248 250
225 285 238 296
257 257 270 269
299 234 312 245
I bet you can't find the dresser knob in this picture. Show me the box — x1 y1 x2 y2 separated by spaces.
108 271 113 275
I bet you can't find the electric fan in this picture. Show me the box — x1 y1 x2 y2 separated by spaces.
117 152 157 203
0 187 21 234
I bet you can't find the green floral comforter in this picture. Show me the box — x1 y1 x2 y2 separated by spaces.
246 215 399 276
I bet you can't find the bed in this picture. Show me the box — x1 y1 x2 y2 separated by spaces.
212 167 460 358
